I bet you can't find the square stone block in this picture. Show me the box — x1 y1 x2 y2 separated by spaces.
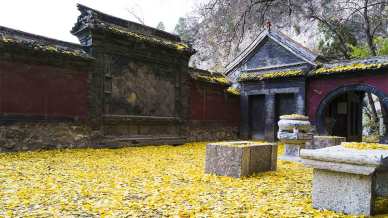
205 141 278 178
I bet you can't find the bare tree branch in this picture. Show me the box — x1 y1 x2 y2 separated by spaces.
126 5 145 25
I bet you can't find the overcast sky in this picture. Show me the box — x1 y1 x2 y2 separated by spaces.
0 0 202 43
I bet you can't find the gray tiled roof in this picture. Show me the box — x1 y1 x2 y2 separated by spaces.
309 56 388 76
71 4 181 43
0 25 91 59
70 4 194 53
224 30 319 75
319 55 388 68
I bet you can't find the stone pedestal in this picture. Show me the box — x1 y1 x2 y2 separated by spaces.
205 141 278 178
277 114 312 161
301 145 388 216
308 136 346 149
281 132 313 159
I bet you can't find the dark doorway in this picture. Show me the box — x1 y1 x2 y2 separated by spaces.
322 92 363 141
249 95 265 139
275 93 296 135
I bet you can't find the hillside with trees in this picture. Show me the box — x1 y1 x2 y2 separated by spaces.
174 0 387 71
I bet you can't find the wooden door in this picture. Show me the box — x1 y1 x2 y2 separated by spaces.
250 95 265 139
325 92 363 141
347 92 363 142
330 95 348 138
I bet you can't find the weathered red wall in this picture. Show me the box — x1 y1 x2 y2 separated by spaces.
0 60 89 120
190 80 240 124
307 74 388 121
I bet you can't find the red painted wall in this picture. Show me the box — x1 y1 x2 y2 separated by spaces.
0 60 89 120
307 73 388 121
190 80 240 124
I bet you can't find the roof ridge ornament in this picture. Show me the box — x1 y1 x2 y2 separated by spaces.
266 21 272 32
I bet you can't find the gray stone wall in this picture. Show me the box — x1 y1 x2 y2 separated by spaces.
186 121 239 142
0 120 239 151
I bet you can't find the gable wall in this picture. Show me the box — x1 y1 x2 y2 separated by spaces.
227 40 312 84
244 38 304 70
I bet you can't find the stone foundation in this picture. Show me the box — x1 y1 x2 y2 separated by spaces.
0 122 99 152
187 121 239 142
0 120 240 152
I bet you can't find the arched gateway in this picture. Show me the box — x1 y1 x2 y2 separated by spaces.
307 57 388 143
314 84 388 142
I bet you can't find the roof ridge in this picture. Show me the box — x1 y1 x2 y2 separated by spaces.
328 55 388 64
267 31 318 65
0 25 83 49
224 29 267 74
73 4 180 42
271 31 319 58
323 55 388 65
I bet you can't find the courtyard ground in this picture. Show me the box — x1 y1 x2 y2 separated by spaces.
0 142 387 217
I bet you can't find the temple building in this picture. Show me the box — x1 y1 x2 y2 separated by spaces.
225 29 388 143
0 4 239 151
1 3 388 151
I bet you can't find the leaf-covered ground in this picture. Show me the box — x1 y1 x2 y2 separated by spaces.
0 142 387 217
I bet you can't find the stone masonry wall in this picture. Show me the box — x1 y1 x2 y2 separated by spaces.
186 121 239 142
0 120 239 152
0 122 102 152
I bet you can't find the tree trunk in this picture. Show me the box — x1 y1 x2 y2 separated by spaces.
363 0 377 56
367 92 378 123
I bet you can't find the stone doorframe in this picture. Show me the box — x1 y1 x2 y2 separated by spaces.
315 84 388 143
241 87 305 142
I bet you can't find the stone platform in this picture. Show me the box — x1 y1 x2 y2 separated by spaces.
301 145 388 216
205 141 277 178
